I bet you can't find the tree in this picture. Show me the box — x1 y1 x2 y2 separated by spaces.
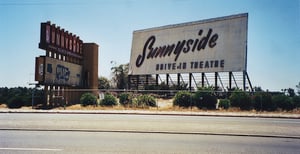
111 63 129 89
0 87 9 104
253 92 275 111
296 82 300 95
282 88 295 97
254 86 263 92
0 87 44 108
287 88 296 97
98 76 110 89
272 94 293 111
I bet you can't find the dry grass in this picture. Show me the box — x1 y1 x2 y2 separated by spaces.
1 99 300 114
55 98 300 114
54 104 127 110
0 104 7 108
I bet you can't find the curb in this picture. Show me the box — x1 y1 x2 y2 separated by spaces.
0 109 299 119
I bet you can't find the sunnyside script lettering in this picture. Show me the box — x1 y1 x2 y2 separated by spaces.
135 28 225 72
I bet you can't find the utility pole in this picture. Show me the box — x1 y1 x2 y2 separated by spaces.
28 83 38 109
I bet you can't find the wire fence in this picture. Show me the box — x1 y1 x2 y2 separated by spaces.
23 87 300 112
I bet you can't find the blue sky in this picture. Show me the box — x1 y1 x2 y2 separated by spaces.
0 0 299 91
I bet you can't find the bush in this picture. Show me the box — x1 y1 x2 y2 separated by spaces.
218 99 231 109
119 92 133 106
7 96 25 109
229 90 252 110
100 94 117 106
272 94 294 111
136 94 156 107
33 89 45 106
253 92 275 111
173 91 192 108
193 87 217 109
80 93 97 106
293 96 300 108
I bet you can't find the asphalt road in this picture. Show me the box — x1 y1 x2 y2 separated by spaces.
0 113 300 154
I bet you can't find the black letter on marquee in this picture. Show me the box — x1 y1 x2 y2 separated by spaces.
209 34 218 48
155 46 166 58
220 60 225 68
136 36 155 67
174 40 186 61
164 44 175 56
198 29 212 51
183 39 194 53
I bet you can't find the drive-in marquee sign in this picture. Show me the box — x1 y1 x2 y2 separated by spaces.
35 56 82 86
36 21 84 87
129 13 248 75
39 21 83 59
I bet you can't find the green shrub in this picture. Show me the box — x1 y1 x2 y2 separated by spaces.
7 96 25 108
119 92 132 106
136 94 156 107
173 91 192 108
253 92 275 111
144 85 159 90
33 89 45 106
229 90 252 110
272 94 293 111
219 99 231 109
80 93 97 106
193 87 217 109
293 96 300 108
100 94 117 106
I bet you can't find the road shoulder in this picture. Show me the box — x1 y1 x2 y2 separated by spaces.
0 108 299 119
